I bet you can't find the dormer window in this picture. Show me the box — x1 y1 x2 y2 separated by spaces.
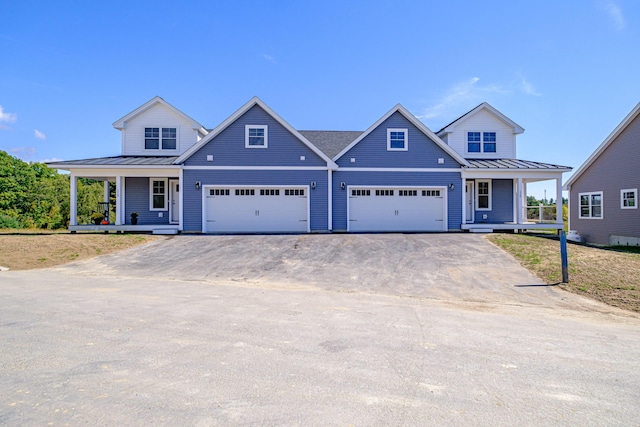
145 127 177 150
246 125 268 148
467 132 497 153
387 128 408 151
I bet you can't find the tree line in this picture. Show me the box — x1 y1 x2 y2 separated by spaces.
0 150 105 229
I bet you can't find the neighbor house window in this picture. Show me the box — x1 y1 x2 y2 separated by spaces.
476 180 491 210
579 191 602 219
145 127 177 150
245 125 268 148
621 188 637 209
467 131 497 153
387 128 408 151
150 179 168 211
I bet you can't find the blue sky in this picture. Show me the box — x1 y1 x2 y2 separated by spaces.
1 0 639 199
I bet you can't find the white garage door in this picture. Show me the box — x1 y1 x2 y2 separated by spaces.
204 186 309 233
348 187 446 232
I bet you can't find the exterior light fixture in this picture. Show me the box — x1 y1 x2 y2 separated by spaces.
195 181 201 190
311 181 316 189
449 183 454 190
341 182 346 190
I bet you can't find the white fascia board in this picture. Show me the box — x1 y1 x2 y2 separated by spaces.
175 97 338 169
564 101 640 188
60 167 180 178
47 164 181 170
441 102 525 135
332 104 470 167
112 96 204 130
183 166 329 171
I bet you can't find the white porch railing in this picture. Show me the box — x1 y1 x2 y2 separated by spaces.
526 204 559 223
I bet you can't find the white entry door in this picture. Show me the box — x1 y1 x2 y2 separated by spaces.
348 187 446 232
170 180 180 224
465 181 474 223
204 186 309 233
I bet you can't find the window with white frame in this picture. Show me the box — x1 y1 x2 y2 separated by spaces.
387 128 408 151
579 191 602 219
467 132 497 153
150 179 168 211
245 125 268 148
145 128 177 150
621 188 637 209
476 180 491 210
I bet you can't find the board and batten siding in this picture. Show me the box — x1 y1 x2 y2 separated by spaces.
182 169 329 232
473 179 513 223
335 112 461 168
331 171 462 231
569 113 640 245
124 177 171 226
122 103 201 156
184 105 327 168
443 109 516 159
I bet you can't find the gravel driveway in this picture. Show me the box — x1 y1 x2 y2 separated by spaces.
1 234 639 425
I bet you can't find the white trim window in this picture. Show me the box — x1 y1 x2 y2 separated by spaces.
467 131 497 153
476 179 491 210
245 125 268 148
621 188 637 209
150 178 168 211
145 127 177 150
579 191 603 219
387 128 408 151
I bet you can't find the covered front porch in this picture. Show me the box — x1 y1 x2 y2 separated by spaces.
48 158 182 233
461 159 571 232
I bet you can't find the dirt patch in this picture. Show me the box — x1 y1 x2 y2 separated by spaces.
486 233 640 313
0 230 157 270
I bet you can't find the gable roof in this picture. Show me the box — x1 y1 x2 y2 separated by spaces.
299 131 363 158
112 96 206 131
332 104 469 166
436 102 524 136
564 101 640 188
175 97 339 168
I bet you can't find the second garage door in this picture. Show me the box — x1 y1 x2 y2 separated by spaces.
204 186 309 233
348 186 446 232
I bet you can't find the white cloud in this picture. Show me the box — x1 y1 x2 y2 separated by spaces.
42 157 64 163
0 105 17 124
9 146 36 158
34 129 46 140
519 76 542 97
261 54 276 63
419 77 507 120
601 0 625 30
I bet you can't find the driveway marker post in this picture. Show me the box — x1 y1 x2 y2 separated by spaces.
560 230 569 283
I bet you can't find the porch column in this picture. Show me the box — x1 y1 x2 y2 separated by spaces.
516 178 523 224
461 178 466 226
70 173 78 226
115 175 124 225
556 176 563 225
103 181 110 204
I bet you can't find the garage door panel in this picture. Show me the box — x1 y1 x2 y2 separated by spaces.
205 187 308 233
349 187 445 232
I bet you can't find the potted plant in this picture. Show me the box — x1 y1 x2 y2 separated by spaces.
91 212 104 225
130 212 139 225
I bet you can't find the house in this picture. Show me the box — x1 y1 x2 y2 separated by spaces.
49 97 571 234
563 102 640 246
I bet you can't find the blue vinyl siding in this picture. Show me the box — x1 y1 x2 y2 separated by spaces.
125 177 171 225
184 105 327 167
335 112 462 168
331 171 462 231
182 169 328 232
474 179 513 223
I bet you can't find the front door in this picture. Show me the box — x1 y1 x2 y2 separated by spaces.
170 180 180 224
465 181 474 222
